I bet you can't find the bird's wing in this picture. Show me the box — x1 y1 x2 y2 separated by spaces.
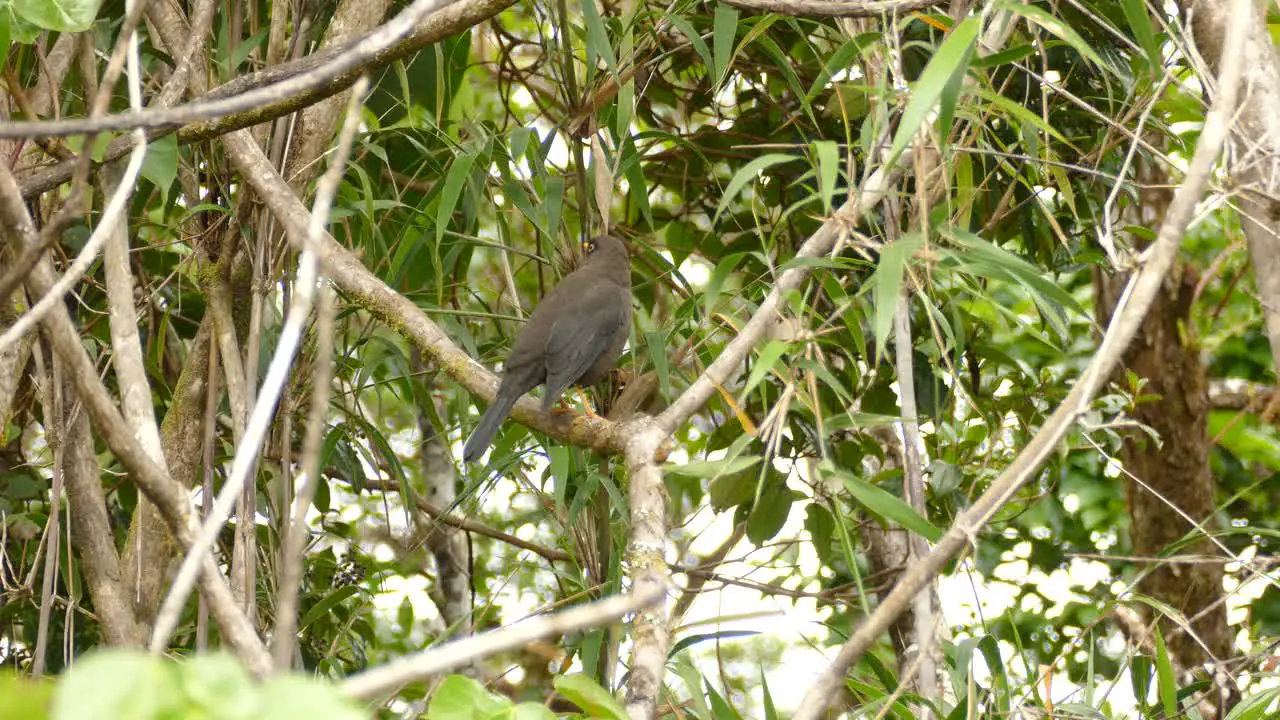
543 285 628 391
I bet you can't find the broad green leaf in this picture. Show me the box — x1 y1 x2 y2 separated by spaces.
705 679 744 720
812 140 839 213
427 675 510 720
703 251 751 320
0 673 53 720
553 674 628 720
712 3 739 87
884 17 978 172
436 150 477 245
746 476 793 544
12 0 99 31
258 676 366 720
714 154 799 224
834 466 942 542
52 650 181 720
175 653 255 718
868 233 923 366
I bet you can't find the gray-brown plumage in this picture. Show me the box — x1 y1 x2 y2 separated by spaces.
463 235 632 463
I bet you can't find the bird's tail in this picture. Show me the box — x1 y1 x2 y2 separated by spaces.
462 392 518 463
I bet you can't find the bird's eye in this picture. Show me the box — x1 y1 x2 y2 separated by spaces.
584 241 596 253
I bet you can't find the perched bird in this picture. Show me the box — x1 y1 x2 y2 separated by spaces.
462 234 633 463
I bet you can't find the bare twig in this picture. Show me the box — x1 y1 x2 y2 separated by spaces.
271 84 367 670
720 0 937 17
792 0 1250 714
0 164 272 674
0 0 462 139
149 78 371 654
341 584 664 700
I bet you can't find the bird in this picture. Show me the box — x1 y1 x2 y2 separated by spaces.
462 234 633 463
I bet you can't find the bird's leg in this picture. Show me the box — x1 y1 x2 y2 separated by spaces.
549 396 577 417
574 387 602 419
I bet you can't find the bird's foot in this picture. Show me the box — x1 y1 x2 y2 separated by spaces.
574 387 602 420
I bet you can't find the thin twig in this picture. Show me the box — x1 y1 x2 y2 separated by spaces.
271 83 367 670
0 0 461 139
341 584 664 700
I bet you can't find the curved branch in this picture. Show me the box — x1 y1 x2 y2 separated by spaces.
0 0 481 140
720 0 937 18
15 0 516 199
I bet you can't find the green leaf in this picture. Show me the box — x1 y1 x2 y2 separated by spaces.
712 2 739 87
742 340 790 397
299 585 361 630
175 653 256 718
0 673 53 720
668 455 762 480
812 140 839 214
884 16 978 172
746 475 793 545
436 150 478 246
11 0 100 31
427 676 510 720
664 14 712 74
52 650 181 720
869 233 923 365
1153 626 1178 717
1000 1 1113 74
1120 0 1161 75
833 465 942 542
553 674 628 720
713 154 798 224
139 134 179 196
1225 688 1280 720
258 675 367 720
581 0 618 74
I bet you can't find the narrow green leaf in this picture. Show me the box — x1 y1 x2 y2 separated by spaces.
668 455 762 479
712 3 739 87
835 466 942 542
580 0 618 74
869 233 923 366
1120 0 1161 75
299 585 361 630
664 14 712 73
812 140 839 213
714 154 798 224
1153 627 1178 717
435 151 476 245
1001 1 1113 74
884 17 978 172
743 340 790 397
